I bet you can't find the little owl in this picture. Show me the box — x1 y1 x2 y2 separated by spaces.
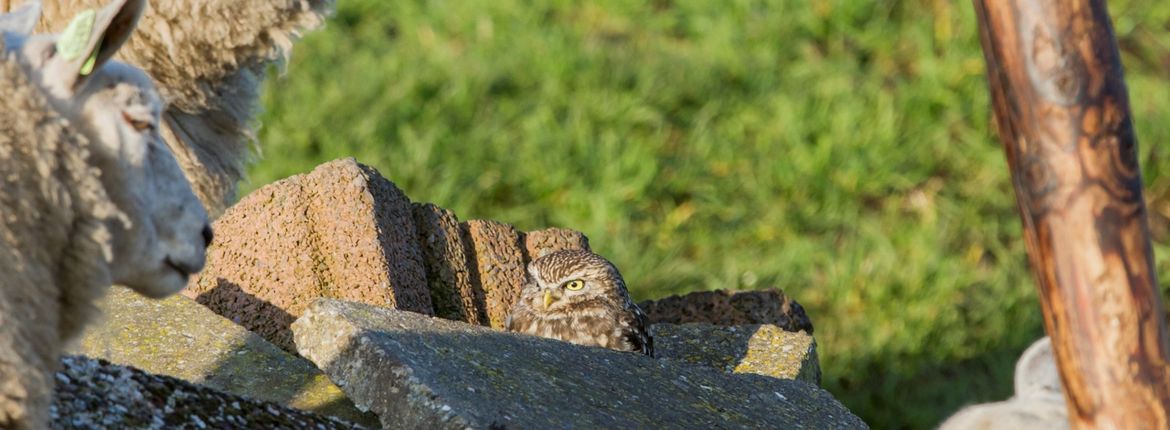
505 249 653 356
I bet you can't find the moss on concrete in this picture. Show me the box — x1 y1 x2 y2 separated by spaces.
651 323 821 385
72 286 380 427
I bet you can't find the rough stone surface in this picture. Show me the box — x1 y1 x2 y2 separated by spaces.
293 299 867 430
69 286 380 427
52 355 367 429
184 158 433 351
461 220 527 329
412 203 488 325
938 337 1068 430
651 323 821 385
640 288 814 334
522 227 591 260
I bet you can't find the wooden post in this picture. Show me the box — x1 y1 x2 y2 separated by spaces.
973 0 1170 427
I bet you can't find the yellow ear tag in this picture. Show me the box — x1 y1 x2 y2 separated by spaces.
58 8 96 62
79 39 100 76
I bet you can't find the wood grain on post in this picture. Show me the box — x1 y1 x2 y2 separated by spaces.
973 0 1170 427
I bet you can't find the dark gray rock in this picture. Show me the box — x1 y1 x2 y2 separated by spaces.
292 299 867 429
52 355 366 429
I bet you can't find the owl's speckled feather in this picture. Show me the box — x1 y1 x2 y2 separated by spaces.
505 250 653 356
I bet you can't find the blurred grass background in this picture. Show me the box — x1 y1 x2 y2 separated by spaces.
249 0 1170 428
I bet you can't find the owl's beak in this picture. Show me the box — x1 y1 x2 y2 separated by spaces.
543 289 553 309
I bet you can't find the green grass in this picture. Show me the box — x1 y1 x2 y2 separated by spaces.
250 1 1170 428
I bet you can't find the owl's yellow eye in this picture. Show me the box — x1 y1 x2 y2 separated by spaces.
564 279 585 291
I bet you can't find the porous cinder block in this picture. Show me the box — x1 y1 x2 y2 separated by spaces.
639 288 814 334
184 158 433 351
184 181 316 351
461 220 526 329
522 227 591 261
306 161 432 314
412 203 488 325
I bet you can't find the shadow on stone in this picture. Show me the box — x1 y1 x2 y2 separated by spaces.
457 225 492 325
194 279 298 351
459 220 527 328
636 289 820 386
652 323 821 385
193 283 383 426
183 158 435 352
656 323 757 380
412 202 490 325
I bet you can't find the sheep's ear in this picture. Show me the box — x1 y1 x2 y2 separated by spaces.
85 0 145 72
0 1 41 38
1014 337 1062 399
53 0 143 86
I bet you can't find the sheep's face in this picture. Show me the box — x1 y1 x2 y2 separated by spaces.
69 63 212 298
2 0 212 298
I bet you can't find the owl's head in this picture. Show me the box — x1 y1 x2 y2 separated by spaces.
524 249 631 312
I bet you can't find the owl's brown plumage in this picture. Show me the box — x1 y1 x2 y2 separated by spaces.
505 249 653 356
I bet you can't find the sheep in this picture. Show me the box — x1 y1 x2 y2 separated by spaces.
0 1 211 428
938 337 1069 430
4 0 335 216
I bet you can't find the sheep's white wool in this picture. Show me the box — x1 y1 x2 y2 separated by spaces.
9 0 210 298
0 45 118 430
14 0 336 216
938 337 1069 430
0 1 210 427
